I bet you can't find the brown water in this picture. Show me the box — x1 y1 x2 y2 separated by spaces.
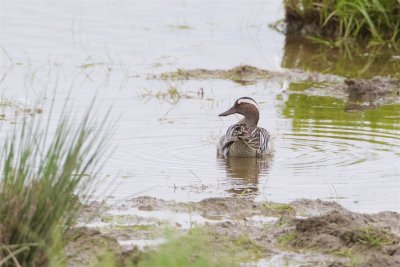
0 1 399 213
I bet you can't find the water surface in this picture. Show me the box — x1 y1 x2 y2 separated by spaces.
0 0 399 213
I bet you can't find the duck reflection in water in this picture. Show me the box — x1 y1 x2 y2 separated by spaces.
218 157 270 195
217 97 273 195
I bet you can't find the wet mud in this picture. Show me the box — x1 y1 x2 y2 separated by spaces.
69 197 400 267
64 227 142 267
343 78 400 110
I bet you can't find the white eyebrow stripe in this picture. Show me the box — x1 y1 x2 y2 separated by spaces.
237 98 259 110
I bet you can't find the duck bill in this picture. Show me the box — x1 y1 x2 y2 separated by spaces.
219 106 237 116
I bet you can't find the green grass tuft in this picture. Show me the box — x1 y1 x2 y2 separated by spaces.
138 228 232 267
277 232 298 246
0 100 111 266
354 226 393 247
264 203 295 213
284 0 400 47
333 248 364 266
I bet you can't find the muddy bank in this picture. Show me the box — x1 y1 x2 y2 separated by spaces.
158 65 400 111
157 65 342 84
69 197 400 267
300 77 400 111
304 77 400 111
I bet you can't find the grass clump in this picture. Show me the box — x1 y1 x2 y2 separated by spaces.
284 0 400 46
0 102 111 266
264 203 295 213
333 248 364 266
277 232 298 246
160 69 190 80
352 226 394 247
141 86 197 105
138 228 264 267
138 228 232 267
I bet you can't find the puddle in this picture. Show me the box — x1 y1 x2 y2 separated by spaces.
0 0 399 216
247 253 344 267
248 215 278 224
107 208 219 230
118 238 166 250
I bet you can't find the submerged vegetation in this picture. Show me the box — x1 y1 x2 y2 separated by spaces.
284 0 400 47
0 102 111 266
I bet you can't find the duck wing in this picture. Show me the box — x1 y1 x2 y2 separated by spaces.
221 124 271 155
241 127 271 154
221 124 246 152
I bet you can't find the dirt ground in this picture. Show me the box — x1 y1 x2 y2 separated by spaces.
66 196 400 267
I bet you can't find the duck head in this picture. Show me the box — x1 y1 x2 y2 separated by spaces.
219 97 260 126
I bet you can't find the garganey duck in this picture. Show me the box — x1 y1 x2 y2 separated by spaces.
217 97 273 157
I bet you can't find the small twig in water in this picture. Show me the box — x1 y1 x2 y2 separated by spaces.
188 169 202 183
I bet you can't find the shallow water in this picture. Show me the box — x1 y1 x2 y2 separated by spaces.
282 36 400 78
0 1 399 213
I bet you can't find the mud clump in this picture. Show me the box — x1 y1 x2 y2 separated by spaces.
130 195 295 220
294 77 400 111
64 227 142 267
344 78 400 110
225 65 269 85
280 210 400 266
159 65 269 85
345 79 400 99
